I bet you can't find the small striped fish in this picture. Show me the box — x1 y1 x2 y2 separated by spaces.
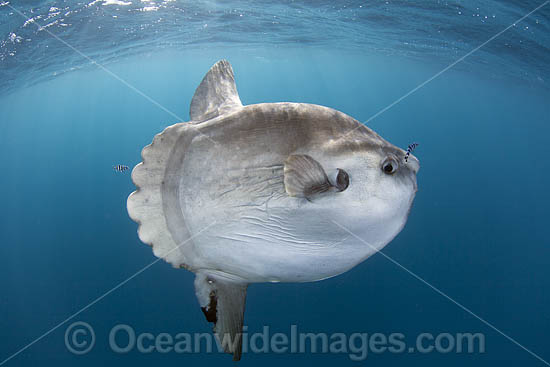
113 164 129 173
404 142 419 163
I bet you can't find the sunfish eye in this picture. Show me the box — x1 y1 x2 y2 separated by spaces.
381 157 398 174
335 168 349 191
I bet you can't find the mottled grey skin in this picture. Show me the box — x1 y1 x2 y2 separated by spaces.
155 102 418 282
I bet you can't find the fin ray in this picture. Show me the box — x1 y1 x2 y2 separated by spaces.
284 154 332 198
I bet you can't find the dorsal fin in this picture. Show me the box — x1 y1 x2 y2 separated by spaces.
190 60 243 122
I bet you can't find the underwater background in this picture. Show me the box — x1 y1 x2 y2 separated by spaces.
1 0 549 366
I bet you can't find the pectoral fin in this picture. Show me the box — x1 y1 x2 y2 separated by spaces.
284 154 332 198
194 272 248 361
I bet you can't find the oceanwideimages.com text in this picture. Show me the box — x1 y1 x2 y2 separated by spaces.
65 322 485 360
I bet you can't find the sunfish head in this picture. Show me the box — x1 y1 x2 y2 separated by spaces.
314 139 420 256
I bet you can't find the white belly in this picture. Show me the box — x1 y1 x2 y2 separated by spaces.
187 203 372 282
179 163 383 282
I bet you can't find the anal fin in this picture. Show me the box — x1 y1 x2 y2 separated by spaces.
194 272 248 361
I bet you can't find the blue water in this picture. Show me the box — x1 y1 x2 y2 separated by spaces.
1 1 549 366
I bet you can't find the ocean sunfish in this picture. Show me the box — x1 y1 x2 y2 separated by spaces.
127 60 419 360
